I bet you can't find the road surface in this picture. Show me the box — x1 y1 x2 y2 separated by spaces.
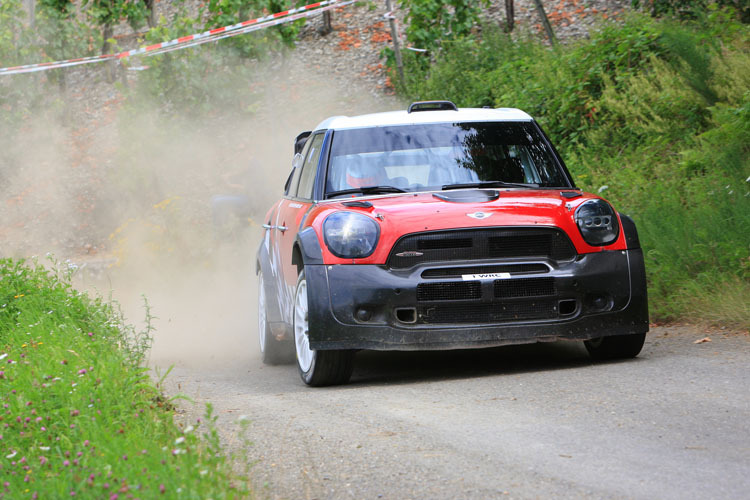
161 324 750 499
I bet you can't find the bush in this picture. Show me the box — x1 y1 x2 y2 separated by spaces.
400 9 750 327
0 258 250 497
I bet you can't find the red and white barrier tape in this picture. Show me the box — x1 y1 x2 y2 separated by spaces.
141 1 350 58
0 0 350 76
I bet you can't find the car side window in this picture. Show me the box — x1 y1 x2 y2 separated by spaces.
296 134 325 200
286 139 313 196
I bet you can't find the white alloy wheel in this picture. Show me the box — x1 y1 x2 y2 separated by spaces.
258 272 267 354
294 276 315 372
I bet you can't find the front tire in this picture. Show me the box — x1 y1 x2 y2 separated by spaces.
584 333 646 361
258 271 293 365
294 270 354 386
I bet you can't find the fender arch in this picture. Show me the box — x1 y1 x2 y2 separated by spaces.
618 213 641 250
294 227 325 267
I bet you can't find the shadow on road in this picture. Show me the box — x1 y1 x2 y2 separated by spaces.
346 341 610 388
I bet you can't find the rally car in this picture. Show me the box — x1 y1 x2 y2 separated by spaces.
256 101 648 386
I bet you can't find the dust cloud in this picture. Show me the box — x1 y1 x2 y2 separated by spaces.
0 59 398 369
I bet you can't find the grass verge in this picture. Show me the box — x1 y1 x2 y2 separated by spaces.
0 257 249 498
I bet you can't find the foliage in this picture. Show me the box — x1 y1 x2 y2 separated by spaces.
0 0 35 67
400 0 488 54
0 257 250 497
631 0 749 23
83 0 148 52
205 0 304 57
399 9 750 326
0 1 73 129
124 0 293 111
35 0 99 86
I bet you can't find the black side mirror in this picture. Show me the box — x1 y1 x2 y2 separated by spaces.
294 131 312 155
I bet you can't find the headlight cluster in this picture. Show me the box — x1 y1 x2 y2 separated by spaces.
323 211 380 258
575 199 620 246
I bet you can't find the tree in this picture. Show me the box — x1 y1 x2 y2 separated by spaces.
83 0 147 55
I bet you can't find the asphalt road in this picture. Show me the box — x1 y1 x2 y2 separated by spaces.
161 324 750 500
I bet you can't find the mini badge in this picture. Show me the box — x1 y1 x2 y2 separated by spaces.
395 251 424 257
466 212 492 220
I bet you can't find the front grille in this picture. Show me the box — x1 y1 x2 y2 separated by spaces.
489 234 559 258
417 281 481 301
418 238 472 250
388 228 576 269
421 263 548 278
494 277 556 298
419 299 558 324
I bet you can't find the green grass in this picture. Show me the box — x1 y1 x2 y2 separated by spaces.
398 8 750 328
0 258 249 498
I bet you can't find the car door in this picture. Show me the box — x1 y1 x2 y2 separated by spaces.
274 132 326 323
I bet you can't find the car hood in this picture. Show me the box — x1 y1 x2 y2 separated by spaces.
324 189 584 232
312 189 624 263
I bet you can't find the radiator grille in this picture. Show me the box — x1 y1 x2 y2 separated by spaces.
417 281 482 301
494 277 556 298
388 228 576 269
419 300 558 324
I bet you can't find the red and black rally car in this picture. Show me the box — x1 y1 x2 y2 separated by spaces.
257 101 648 386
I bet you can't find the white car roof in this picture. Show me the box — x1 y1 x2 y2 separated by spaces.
314 107 533 132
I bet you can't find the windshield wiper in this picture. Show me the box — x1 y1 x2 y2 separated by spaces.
327 185 407 198
442 181 539 190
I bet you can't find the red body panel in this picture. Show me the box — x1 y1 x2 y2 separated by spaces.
303 190 627 265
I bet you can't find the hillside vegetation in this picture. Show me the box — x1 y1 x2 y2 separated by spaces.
1 1 747 328
397 6 749 327
0 258 250 497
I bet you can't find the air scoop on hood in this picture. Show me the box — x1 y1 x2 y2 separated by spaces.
432 190 500 203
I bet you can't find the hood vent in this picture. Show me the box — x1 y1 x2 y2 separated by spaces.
432 190 500 203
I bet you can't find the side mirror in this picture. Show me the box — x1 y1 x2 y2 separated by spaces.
294 131 312 155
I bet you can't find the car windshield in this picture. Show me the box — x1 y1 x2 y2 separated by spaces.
325 122 569 198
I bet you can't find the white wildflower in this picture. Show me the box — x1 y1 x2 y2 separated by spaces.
183 425 194 434
0 354 6 360
6 451 16 459
39 446 50 451
199 470 208 476
598 185 608 193
175 436 185 445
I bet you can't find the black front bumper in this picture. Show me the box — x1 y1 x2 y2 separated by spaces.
305 249 649 351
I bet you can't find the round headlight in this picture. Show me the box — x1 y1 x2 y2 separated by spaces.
575 199 620 246
323 211 380 259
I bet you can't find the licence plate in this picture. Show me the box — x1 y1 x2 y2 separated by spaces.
461 273 511 281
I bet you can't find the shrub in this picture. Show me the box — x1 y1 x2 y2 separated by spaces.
399 9 750 326
0 258 250 497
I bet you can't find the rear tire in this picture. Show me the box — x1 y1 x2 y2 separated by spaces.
294 270 354 386
584 333 646 361
258 271 293 365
